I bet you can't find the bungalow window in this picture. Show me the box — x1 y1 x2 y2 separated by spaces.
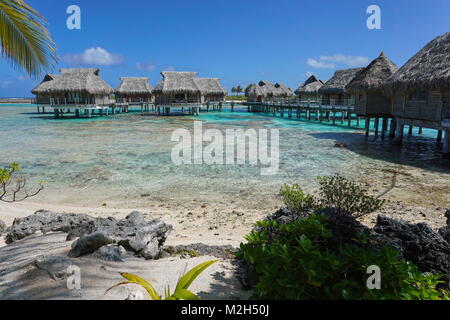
409 92 427 102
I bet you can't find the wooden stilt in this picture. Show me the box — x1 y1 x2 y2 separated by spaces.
365 118 371 137
437 130 443 143
374 118 380 136
443 130 450 157
389 118 396 138
381 118 388 140
393 118 404 145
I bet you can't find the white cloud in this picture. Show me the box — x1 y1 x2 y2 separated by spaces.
307 58 335 69
307 54 369 69
62 47 124 66
165 66 176 71
136 62 155 72
319 54 369 67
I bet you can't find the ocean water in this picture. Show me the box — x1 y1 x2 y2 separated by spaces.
0 104 448 209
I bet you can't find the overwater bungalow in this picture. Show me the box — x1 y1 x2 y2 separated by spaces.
153 72 202 104
294 75 324 103
346 52 398 118
319 68 364 106
246 81 279 103
115 77 154 104
274 83 294 99
194 78 227 103
32 74 60 105
31 68 114 117
385 31 450 154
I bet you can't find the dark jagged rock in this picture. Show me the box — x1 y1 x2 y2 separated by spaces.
5 210 95 244
445 208 450 225
439 226 450 244
0 219 6 235
69 232 114 258
66 217 118 241
92 245 124 262
372 215 450 283
67 212 172 259
5 210 173 261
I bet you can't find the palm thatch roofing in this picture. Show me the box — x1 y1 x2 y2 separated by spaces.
346 52 398 92
32 69 113 95
116 77 153 95
194 78 227 95
246 81 279 97
153 72 201 94
274 83 293 96
295 75 324 94
31 74 60 94
385 32 450 91
319 68 364 95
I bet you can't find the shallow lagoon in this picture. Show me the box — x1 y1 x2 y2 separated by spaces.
0 104 448 210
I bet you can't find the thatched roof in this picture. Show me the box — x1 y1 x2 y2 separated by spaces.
246 81 279 97
194 78 227 95
385 32 450 91
346 52 398 92
274 83 293 96
116 77 153 95
33 69 113 95
295 75 324 94
153 72 201 94
31 74 60 94
319 68 364 95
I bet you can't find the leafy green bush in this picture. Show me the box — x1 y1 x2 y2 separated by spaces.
280 176 385 218
279 184 316 216
317 176 385 217
238 214 448 300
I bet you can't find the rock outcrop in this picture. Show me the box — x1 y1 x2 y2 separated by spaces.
5 210 173 261
373 215 450 282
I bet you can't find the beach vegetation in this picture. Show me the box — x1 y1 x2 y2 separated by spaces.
238 177 448 300
0 163 44 202
107 260 218 300
280 176 385 218
238 213 449 300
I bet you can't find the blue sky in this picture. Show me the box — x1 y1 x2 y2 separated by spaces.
1 0 449 97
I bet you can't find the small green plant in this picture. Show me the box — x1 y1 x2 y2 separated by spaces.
279 176 384 218
316 176 385 217
238 215 449 300
0 163 44 203
279 184 316 215
106 260 218 300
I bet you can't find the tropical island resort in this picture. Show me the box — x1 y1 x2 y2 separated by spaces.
0 0 449 304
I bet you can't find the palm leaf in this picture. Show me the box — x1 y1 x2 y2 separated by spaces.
172 288 200 300
106 273 161 300
175 260 219 292
0 0 57 78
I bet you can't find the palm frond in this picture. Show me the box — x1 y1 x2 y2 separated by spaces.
0 0 57 78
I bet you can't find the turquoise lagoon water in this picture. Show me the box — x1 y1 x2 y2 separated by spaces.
0 104 448 209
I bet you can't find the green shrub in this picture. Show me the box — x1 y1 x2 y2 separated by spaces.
279 184 316 215
280 176 385 218
238 215 448 300
316 176 385 217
